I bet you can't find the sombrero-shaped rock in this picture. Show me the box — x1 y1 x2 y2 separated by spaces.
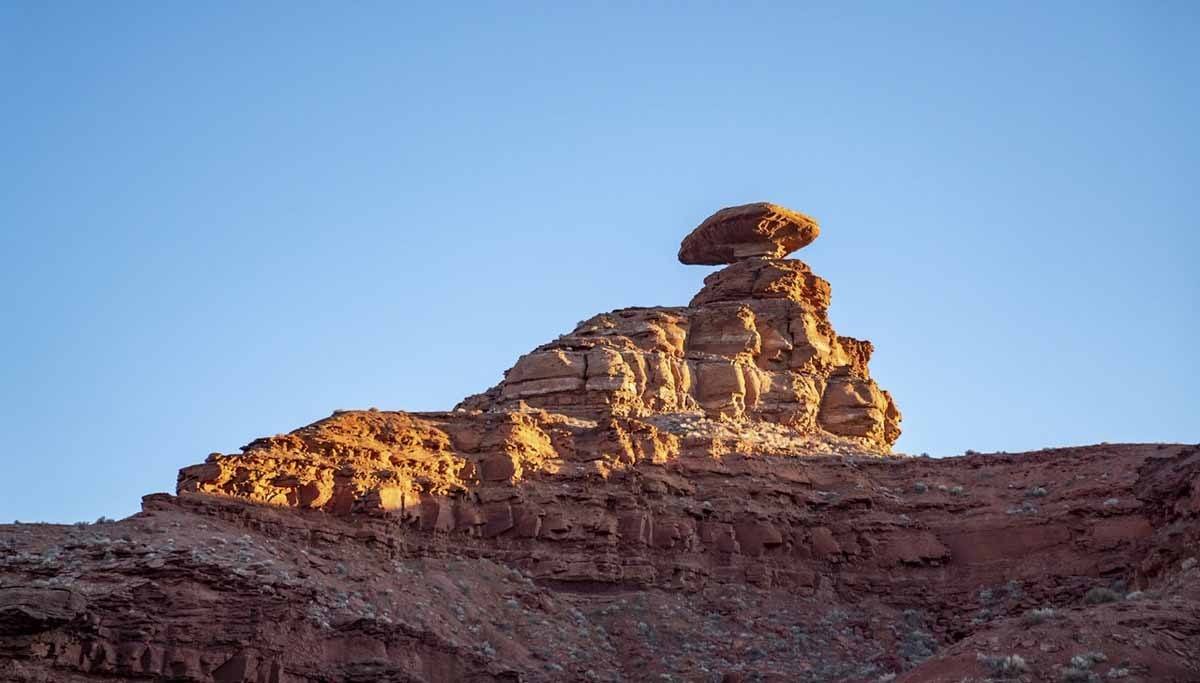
678 202 819 265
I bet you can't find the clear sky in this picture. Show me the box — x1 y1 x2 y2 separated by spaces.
2 2 1197 523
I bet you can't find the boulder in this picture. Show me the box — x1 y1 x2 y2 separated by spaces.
678 202 819 265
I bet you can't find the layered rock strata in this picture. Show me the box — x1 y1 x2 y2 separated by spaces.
4 437 1199 682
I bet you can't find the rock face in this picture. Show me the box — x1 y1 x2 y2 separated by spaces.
1 204 1198 683
678 202 820 264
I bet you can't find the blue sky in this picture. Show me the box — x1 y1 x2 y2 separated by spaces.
1 2 1196 523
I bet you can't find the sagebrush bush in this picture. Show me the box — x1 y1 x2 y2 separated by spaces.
978 653 1028 679
1059 668 1096 683
1070 651 1106 669
1060 651 1107 682
1084 587 1121 604
1022 607 1056 625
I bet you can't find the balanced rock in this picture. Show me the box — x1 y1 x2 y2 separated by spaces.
678 202 820 265
459 203 900 449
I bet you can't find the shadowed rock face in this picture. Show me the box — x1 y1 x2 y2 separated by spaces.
2 205 1197 682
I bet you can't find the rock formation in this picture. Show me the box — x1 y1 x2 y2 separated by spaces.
1 203 1197 683
460 202 900 451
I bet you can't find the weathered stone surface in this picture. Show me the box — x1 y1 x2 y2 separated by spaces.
679 202 820 265
0 587 85 636
689 257 831 308
817 370 899 442
500 349 586 398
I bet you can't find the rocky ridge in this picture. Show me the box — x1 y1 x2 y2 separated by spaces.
1 204 1197 682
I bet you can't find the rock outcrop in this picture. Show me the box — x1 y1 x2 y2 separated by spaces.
1 203 1197 683
460 203 900 451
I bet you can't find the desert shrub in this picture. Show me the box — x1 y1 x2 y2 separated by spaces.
949 485 966 496
913 482 928 493
897 609 937 664
970 607 994 625
1084 587 1121 604
1059 652 1107 682
1060 669 1098 683
1008 501 1038 515
1027 486 1048 497
1070 652 1107 669
978 653 1028 678
1022 607 1057 625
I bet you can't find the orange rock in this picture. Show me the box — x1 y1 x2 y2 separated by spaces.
679 202 820 265
689 257 831 308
